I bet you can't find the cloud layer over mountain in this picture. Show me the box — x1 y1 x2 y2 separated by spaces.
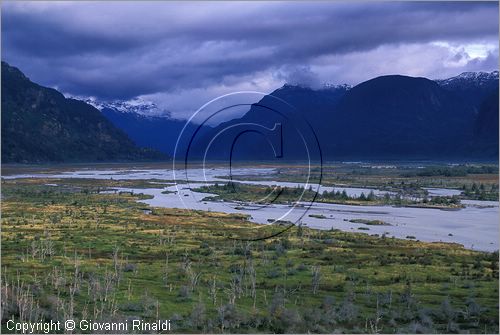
3 1 498 119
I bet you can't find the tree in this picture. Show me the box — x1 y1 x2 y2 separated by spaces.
341 190 348 200
311 266 321 295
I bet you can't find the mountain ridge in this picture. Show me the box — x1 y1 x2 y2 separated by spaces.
1 62 166 163
82 71 498 160
196 73 498 161
14 67 497 161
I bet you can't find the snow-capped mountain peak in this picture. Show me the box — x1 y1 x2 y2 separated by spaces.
66 95 171 118
435 70 499 88
322 83 352 91
279 82 352 91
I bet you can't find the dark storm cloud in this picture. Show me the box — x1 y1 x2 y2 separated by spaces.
2 1 498 101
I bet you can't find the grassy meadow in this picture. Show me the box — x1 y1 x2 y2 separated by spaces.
1 173 498 333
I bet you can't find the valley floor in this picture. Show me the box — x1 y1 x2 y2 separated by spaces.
1 167 499 333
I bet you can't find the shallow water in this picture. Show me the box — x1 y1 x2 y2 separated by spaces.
424 187 462 197
4 167 498 252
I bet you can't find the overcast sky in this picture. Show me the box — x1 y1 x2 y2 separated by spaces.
2 1 499 119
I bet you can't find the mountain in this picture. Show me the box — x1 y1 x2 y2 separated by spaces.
330 75 476 158
189 84 351 161
74 97 197 156
472 90 499 157
1 62 166 163
77 84 350 160
199 73 498 161
78 97 170 117
100 108 195 156
265 84 351 126
63 71 497 162
435 71 499 91
435 71 499 108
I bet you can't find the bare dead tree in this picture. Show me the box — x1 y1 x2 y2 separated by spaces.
187 266 202 292
248 262 257 309
368 294 383 333
163 254 169 288
209 276 218 306
311 266 321 295
112 245 123 286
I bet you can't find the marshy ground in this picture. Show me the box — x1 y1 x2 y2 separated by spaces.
1 171 498 333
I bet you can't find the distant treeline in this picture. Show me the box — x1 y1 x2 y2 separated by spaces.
462 183 499 201
402 165 498 177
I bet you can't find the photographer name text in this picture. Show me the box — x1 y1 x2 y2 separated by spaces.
6 319 171 333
